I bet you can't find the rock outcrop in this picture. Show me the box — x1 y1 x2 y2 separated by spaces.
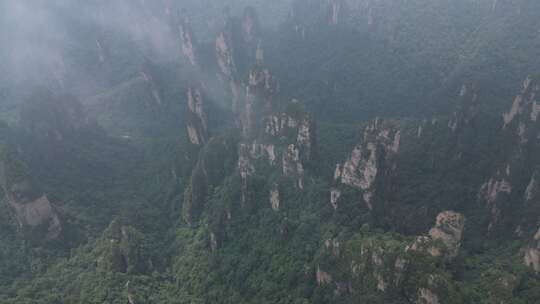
334 118 400 209
478 168 512 231
0 146 61 240
216 30 237 80
330 188 341 210
214 20 245 120
270 183 280 211
185 87 208 145
282 144 305 189
178 15 199 67
317 212 463 301
237 100 316 202
523 227 540 272
503 77 539 130
408 211 465 260
525 170 539 203
238 143 256 205
316 266 333 285
478 77 539 233
126 281 136 304
501 76 539 146
180 7 317 253
427 211 465 259
4 194 61 240
448 84 479 133
417 276 442 304
479 169 513 206
239 66 279 137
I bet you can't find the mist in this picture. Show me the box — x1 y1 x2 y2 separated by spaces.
1 1 540 303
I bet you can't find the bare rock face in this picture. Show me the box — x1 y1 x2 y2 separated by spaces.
270 184 280 211
503 77 539 128
5 194 61 240
335 118 400 209
237 108 315 203
178 16 199 67
237 140 277 205
238 67 280 137
479 171 512 204
325 238 341 257
297 118 315 161
532 101 540 122
525 170 539 203
265 109 315 161
448 83 479 132
216 31 237 80
428 211 466 259
408 211 465 260
240 86 256 137
524 227 540 272
501 77 540 144
126 281 136 304
330 188 341 209
0 149 61 240
248 67 280 99
185 87 208 145
316 266 333 285
283 144 305 189
479 77 539 233
238 143 256 204
340 144 376 191
235 101 315 203
214 8 269 126
418 285 440 304
244 141 277 165
214 25 242 117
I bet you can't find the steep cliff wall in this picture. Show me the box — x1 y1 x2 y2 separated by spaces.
185 87 209 145
333 118 400 210
478 77 540 234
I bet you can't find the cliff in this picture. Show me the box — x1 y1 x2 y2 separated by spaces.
334 118 400 210
0 144 61 240
316 211 464 304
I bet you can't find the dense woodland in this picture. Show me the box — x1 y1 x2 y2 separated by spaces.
1 1 540 303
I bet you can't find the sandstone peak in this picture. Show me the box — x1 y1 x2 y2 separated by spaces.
428 211 465 259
